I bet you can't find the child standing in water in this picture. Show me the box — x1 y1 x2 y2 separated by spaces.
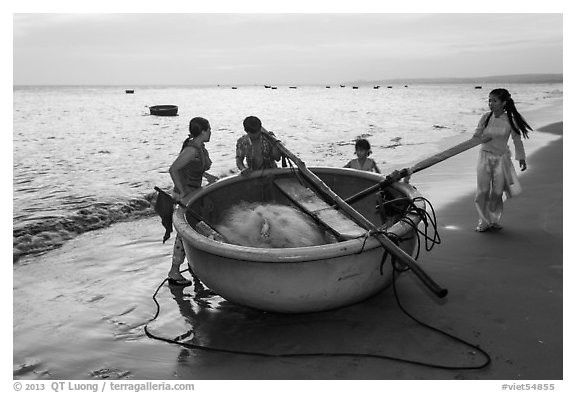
344 139 381 173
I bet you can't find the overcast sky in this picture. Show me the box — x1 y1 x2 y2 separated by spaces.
12 12 563 86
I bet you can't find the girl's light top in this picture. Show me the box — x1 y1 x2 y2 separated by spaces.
473 112 526 160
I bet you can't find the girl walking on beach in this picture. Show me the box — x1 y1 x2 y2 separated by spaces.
167 117 215 286
473 88 531 232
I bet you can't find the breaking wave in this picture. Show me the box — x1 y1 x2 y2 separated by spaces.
13 192 159 263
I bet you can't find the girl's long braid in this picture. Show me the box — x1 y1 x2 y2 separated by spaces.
505 97 532 139
180 136 192 152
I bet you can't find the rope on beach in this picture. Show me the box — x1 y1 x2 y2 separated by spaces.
391 264 493 369
144 266 491 370
144 195 492 372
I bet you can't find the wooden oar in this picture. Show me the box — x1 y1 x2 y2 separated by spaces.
261 129 448 298
345 137 489 205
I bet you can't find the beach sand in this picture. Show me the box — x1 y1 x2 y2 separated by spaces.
12 105 563 382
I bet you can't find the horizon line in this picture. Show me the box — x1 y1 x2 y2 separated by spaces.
13 73 563 88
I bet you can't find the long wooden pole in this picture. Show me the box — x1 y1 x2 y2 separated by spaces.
345 137 488 205
262 129 448 298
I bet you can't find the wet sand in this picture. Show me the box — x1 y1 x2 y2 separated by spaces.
12 106 563 382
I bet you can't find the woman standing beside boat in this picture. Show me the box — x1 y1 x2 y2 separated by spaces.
473 88 531 232
167 117 214 286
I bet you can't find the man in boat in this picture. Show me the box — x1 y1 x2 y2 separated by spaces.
236 116 282 175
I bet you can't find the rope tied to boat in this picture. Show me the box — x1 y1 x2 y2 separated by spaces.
357 195 441 275
380 232 402 275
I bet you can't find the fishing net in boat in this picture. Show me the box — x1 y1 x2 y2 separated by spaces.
215 202 337 248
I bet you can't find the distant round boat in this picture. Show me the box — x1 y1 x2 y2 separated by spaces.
174 167 424 313
149 105 178 116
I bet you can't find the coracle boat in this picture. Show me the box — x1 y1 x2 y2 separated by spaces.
149 105 178 116
173 167 425 313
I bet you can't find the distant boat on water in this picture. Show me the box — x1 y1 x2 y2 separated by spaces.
231 86 238 89
340 85 345 88
352 86 359 89
264 85 271 89
475 86 483 89
271 86 278 90
149 105 178 116
373 85 380 89
125 90 134 94
326 86 331 88
289 86 298 89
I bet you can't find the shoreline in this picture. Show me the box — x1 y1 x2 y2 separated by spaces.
10 96 562 264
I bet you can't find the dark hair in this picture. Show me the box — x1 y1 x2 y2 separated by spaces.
189 117 210 137
181 117 210 151
243 116 262 134
355 139 372 154
483 88 532 139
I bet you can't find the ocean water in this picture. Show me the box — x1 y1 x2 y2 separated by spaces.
12 83 562 261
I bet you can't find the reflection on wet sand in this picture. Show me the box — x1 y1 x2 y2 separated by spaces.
146 267 489 380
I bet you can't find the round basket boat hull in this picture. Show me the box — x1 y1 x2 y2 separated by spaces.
174 167 423 313
184 241 403 313
149 105 178 116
